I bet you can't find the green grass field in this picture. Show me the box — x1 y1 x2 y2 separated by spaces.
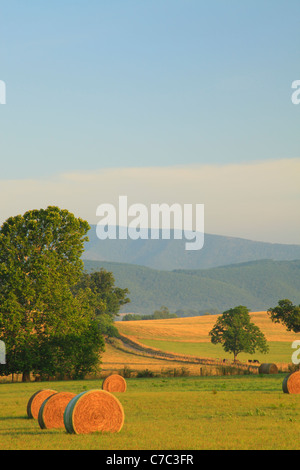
1 374 300 450
138 339 294 364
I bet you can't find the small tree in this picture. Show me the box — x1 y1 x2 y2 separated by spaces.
74 269 130 337
209 306 269 362
76 270 130 316
152 306 176 319
268 299 300 333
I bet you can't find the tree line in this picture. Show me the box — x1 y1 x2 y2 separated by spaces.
122 306 177 321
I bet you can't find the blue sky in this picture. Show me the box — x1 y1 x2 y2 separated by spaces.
0 1 299 243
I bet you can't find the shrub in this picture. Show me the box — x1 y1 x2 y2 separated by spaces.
174 367 190 377
122 366 134 378
136 369 155 378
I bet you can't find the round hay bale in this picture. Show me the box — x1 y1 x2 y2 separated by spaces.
27 389 57 419
258 363 278 375
102 374 127 393
64 389 125 435
282 371 300 394
38 391 76 429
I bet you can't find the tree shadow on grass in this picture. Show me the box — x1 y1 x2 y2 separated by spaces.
0 415 28 421
0 428 60 436
0 415 63 435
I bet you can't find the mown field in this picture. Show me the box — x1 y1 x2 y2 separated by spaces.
115 311 300 367
1 375 300 450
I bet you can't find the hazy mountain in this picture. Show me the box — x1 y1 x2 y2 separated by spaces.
83 225 300 271
83 259 300 315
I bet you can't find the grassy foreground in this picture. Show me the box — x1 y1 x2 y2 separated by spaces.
1 374 300 450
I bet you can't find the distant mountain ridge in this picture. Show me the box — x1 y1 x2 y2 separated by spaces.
83 259 300 315
83 225 300 271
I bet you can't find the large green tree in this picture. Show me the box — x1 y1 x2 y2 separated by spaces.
209 306 269 362
0 206 104 381
268 299 300 333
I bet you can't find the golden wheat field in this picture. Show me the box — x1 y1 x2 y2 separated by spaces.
116 311 300 343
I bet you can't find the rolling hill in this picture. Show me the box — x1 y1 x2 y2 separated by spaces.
83 226 300 271
83 259 300 315
110 310 300 365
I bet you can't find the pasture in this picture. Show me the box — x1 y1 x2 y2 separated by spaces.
115 311 300 367
0 375 300 450
1 311 300 450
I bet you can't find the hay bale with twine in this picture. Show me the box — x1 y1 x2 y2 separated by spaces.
102 374 127 393
258 363 278 375
38 391 76 429
282 371 300 394
27 389 57 419
64 389 125 435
